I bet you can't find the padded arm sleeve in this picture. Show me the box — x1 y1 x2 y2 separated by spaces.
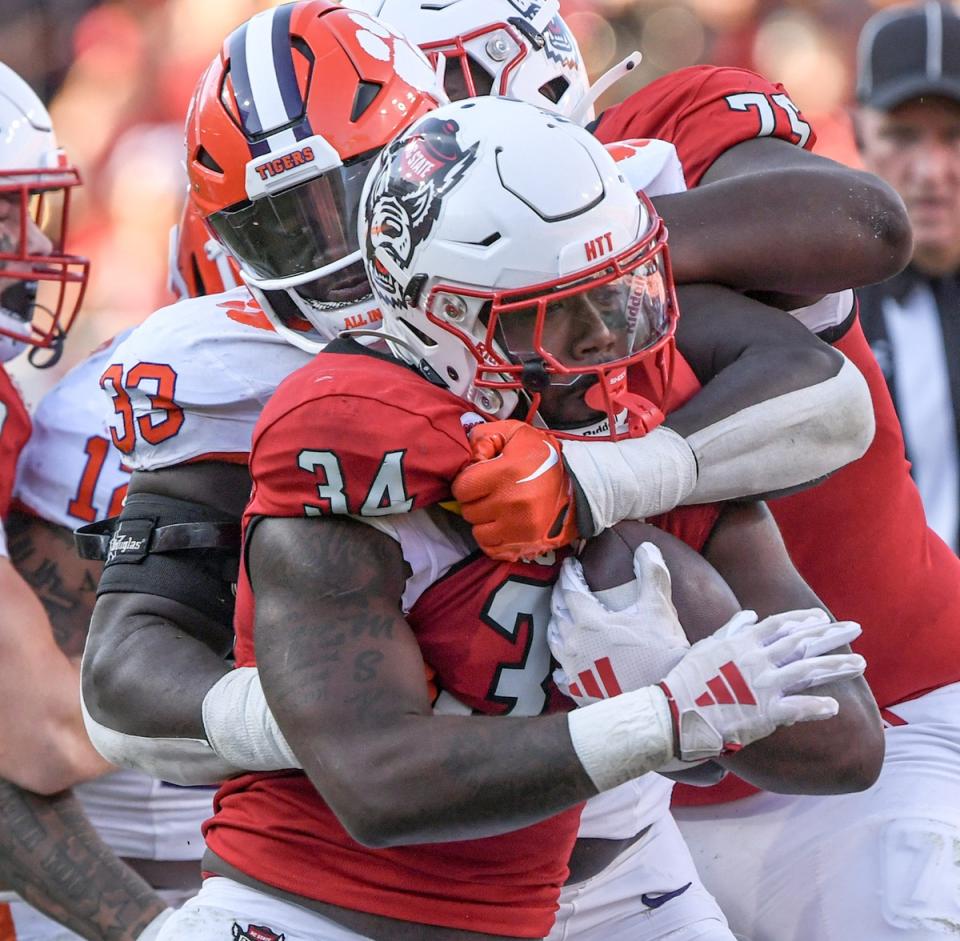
81 666 299 785
562 352 873 533
684 352 874 503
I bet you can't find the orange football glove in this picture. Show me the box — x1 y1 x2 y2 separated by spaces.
451 420 581 562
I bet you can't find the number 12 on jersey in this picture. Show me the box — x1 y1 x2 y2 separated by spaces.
67 435 128 523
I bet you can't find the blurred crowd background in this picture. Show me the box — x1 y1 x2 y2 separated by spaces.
0 0 918 397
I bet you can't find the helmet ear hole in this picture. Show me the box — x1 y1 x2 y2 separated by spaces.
398 315 438 348
352 81 383 122
196 147 223 174
539 76 569 105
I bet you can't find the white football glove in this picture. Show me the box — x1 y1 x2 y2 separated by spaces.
548 543 690 707
659 608 865 763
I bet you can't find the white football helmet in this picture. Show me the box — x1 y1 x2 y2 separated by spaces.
359 97 678 441
343 0 640 125
0 61 88 366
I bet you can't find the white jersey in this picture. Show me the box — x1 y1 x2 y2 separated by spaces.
13 341 215 861
102 287 311 470
14 334 131 528
607 137 687 199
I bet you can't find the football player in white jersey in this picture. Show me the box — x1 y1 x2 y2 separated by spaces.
0 61 182 941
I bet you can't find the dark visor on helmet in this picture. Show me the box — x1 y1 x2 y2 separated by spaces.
208 151 379 283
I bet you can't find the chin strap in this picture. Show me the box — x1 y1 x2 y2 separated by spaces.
26 320 64 369
570 51 643 126
620 391 665 438
583 377 665 439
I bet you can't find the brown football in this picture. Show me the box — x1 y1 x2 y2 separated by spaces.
579 519 740 642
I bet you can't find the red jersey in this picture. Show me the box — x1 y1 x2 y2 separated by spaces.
211 342 578 937
595 66 817 187
208 340 718 936
603 67 960 805
0 367 31 520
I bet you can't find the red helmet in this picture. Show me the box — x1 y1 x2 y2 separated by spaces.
0 62 88 366
185 0 444 349
168 193 241 300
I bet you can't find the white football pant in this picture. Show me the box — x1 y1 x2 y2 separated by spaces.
550 812 735 941
674 682 960 940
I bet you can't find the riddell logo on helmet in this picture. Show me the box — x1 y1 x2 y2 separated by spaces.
255 147 316 181
585 232 614 262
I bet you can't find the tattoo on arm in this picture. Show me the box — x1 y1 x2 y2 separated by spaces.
0 780 166 940
250 520 429 722
5 513 100 659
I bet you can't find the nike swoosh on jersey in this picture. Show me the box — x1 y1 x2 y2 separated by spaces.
640 882 693 909
516 443 559 484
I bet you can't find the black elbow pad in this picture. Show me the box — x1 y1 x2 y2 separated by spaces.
76 492 241 629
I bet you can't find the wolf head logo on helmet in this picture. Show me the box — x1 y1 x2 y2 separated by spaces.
231 924 285 941
542 15 579 71
365 117 477 309
360 96 679 441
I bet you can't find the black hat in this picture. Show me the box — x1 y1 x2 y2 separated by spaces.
857 2 960 109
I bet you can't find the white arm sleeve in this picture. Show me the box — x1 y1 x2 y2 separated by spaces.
561 426 699 536
684 352 874 504
562 351 873 533
80 694 243 786
81 666 298 785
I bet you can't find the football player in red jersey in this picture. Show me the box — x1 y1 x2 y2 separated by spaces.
151 97 877 941
389 4 960 939
82 1 885 786
0 61 182 941
75 3 908 936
